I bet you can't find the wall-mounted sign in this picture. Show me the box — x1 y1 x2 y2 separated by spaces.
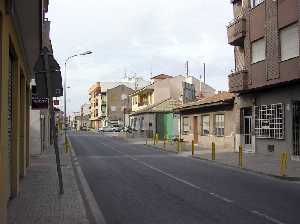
32 96 48 110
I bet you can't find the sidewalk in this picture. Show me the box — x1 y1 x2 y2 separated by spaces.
8 136 90 224
118 134 300 180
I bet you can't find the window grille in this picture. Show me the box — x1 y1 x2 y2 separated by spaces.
215 114 225 137
254 103 284 139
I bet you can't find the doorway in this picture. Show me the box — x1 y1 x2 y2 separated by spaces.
243 107 253 152
193 116 198 144
293 102 300 157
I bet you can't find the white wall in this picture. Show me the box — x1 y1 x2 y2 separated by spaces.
30 110 41 155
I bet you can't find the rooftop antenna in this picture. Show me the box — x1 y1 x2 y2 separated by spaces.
124 68 127 79
203 62 206 84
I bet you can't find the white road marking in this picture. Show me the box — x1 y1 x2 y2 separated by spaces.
251 210 286 224
80 136 287 224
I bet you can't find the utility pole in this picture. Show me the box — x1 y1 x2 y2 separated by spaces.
186 61 189 77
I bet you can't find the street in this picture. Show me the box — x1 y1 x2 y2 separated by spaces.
69 131 300 224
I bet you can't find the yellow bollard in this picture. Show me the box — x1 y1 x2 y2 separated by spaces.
239 145 243 168
176 139 180 153
192 140 195 156
156 133 159 146
163 136 167 150
211 142 216 160
153 134 156 145
280 152 288 176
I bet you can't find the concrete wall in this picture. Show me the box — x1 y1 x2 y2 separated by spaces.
250 83 300 157
130 113 156 138
0 0 42 222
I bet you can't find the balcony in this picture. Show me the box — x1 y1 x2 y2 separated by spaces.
227 17 246 46
229 68 249 92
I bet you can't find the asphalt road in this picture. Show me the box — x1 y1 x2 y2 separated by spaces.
69 131 300 224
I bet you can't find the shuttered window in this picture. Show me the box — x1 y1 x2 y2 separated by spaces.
280 23 299 61
183 117 190 132
215 114 225 137
251 38 266 64
202 115 210 136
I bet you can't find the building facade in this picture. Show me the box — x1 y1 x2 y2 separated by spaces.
89 82 101 129
175 92 236 151
0 0 49 222
227 0 300 157
80 103 91 129
130 74 216 139
107 84 133 125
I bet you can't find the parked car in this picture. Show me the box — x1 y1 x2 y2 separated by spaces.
100 126 114 132
112 124 122 132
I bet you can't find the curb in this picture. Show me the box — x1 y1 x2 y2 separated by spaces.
67 136 107 224
133 138 300 182
191 155 300 182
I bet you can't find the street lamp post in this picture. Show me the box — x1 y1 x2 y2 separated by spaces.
64 51 92 144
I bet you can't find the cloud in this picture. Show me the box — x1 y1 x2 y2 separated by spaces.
48 0 234 114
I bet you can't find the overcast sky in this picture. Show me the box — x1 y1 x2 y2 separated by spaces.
48 0 234 114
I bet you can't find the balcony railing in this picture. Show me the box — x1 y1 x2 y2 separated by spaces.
138 101 148 107
229 68 248 92
227 16 246 46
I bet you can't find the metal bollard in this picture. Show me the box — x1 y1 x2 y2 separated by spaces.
239 145 243 168
211 142 216 160
192 140 195 156
163 136 166 150
146 138 148 145
280 152 288 176
153 134 156 145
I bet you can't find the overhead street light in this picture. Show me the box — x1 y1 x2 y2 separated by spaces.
64 50 92 144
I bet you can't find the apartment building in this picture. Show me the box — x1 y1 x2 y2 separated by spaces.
89 79 149 128
89 82 101 129
80 103 91 129
0 0 49 222
227 0 300 157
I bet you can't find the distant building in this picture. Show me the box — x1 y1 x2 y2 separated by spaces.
80 103 91 129
89 78 149 128
106 85 134 126
89 82 101 129
129 74 216 139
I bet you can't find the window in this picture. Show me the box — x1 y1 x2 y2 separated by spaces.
202 115 210 136
280 23 299 61
215 114 225 137
251 38 265 64
250 0 264 8
183 117 190 132
255 103 284 139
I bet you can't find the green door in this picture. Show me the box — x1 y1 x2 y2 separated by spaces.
156 113 174 140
